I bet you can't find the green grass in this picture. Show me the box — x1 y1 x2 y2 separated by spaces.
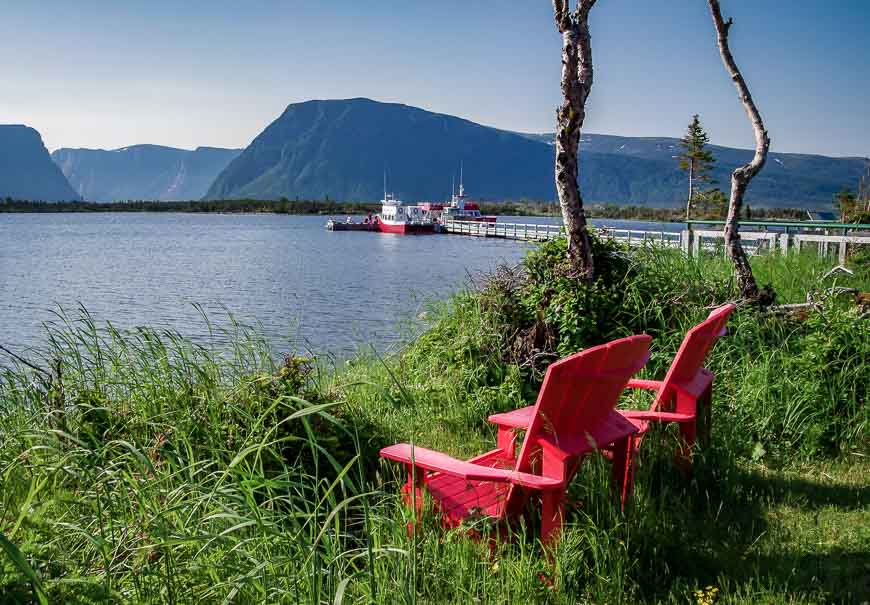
1 245 868 603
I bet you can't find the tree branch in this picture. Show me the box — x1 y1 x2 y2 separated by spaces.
707 0 772 303
553 0 570 32
576 0 597 20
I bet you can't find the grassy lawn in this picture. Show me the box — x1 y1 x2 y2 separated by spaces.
1 244 867 603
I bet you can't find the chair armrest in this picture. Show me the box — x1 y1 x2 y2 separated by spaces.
536 436 571 462
626 378 663 391
380 444 562 490
671 370 715 400
619 410 694 423
488 405 535 429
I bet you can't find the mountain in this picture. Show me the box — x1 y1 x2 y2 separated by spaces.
0 125 81 202
206 98 556 202
207 98 865 209
522 132 868 208
52 145 241 202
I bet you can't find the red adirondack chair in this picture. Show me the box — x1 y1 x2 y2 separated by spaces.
380 334 651 544
488 304 735 499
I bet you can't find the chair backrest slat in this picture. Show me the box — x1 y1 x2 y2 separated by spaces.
514 334 652 475
652 304 736 411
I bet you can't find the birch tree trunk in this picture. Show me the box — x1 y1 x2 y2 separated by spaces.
707 0 771 302
553 0 596 281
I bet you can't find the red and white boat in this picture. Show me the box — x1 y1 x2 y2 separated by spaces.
439 178 497 223
375 193 437 234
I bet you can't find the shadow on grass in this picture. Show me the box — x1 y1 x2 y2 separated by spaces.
736 466 869 511
624 443 869 603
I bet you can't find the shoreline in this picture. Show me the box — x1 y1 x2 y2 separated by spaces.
0 198 818 223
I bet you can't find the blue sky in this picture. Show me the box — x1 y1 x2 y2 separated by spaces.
1 1 867 157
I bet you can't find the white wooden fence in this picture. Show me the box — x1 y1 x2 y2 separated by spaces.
441 219 870 262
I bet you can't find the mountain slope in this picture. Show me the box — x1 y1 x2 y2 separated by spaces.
211 99 865 208
52 145 241 202
0 125 81 201
207 98 557 202
522 132 867 207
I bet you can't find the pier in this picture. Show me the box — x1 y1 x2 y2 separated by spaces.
442 220 684 248
441 220 563 241
440 218 870 262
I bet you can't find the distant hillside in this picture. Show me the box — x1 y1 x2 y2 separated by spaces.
0 125 81 202
520 132 867 208
52 145 241 202
208 98 864 208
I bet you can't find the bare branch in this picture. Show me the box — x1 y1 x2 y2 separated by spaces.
707 0 772 303
576 0 597 21
553 0 570 32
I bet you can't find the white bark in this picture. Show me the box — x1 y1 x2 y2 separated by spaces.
708 0 770 301
553 0 597 281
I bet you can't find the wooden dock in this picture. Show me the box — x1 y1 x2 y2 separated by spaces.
441 220 562 241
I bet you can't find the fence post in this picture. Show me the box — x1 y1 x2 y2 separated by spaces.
681 229 692 256
779 233 789 255
839 239 847 265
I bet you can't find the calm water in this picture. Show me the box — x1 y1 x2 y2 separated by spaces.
0 213 679 357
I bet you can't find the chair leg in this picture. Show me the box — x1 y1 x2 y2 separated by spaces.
697 384 713 450
610 436 635 510
541 491 565 545
675 422 696 476
403 464 426 535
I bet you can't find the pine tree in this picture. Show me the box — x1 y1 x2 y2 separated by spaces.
677 114 716 220
835 189 858 222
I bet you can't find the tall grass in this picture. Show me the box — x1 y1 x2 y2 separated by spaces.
1 244 868 603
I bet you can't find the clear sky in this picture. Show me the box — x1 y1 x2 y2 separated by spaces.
1 1 867 157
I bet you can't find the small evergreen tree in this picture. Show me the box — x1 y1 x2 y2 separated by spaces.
695 188 728 219
835 188 858 222
677 114 716 220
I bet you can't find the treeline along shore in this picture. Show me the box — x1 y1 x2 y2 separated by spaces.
0 197 813 222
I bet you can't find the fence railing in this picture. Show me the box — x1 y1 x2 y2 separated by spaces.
441 220 564 241
442 218 870 262
685 223 870 263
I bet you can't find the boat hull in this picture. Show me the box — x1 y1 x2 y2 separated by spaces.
327 220 377 231
378 221 436 234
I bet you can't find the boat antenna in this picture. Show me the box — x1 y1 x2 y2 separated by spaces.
459 161 464 197
383 167 387 200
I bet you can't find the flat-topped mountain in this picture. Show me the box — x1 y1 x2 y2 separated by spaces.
0 125 81 202
206 98 556 202
207 98 865 208
52 145 241 202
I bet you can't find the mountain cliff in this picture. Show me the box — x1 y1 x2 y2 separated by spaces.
206 98 555 202
52 145 241 202
207 99 864 208
0 125 81 202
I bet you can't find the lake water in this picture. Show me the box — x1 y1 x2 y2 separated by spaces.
0 213 680 358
